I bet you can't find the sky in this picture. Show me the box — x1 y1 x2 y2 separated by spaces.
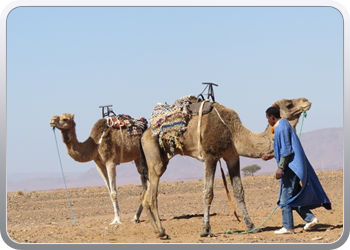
5 6 344 175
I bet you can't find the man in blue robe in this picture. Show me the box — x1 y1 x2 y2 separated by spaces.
262 106 331 234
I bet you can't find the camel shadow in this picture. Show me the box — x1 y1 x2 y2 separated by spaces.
172 213 218 220
139 215 209 223
295 223 343 232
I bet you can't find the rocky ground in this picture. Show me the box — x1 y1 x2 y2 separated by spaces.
6 170 343 245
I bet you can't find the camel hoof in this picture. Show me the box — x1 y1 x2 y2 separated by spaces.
131 218 140 223
200 232 216 238
159 234 171 240
110 220 122 225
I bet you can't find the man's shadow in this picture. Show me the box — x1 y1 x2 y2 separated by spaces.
260 223 343 233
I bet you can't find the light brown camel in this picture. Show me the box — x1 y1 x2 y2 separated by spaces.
139 97 311 239
49 113 147 225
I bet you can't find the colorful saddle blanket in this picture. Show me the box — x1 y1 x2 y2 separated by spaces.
107 114 148 136
150 95 197 154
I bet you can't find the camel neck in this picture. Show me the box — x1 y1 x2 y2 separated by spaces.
213 103 274 158
233 123 274 158
61 124 100 163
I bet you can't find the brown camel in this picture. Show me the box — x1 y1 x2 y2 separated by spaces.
140 97 311 239
49 113 147 225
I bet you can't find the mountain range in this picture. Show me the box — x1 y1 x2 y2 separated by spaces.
7 127 343 193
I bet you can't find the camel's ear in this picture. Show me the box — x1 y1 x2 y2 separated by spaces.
72 114 75 120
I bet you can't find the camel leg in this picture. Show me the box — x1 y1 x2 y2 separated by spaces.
106 162 122 225
131 158 146 223
224 156 255 231
140 134 169 238
94 161 111 193
95 160 122 225
142 157 168 237
200 156 217 237
142 162 169 239
143 190 160 235
132 204 143 223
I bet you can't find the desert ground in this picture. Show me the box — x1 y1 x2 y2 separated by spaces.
6 170 343 245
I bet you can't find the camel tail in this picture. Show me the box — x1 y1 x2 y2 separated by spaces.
139 140 149 181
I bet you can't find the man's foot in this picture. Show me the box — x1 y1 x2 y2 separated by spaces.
304 217 318 231
274 227 294 234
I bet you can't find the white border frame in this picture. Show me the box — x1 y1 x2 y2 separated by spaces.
1 1 348 249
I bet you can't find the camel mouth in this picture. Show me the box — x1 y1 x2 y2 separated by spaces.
49 122 56 127
290 103 311 118
304 103 312 112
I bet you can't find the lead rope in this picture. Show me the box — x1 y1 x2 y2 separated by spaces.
298 111 307 138
52 127 89 230
52 127 106 230
220 157 278 234
226 205 279 235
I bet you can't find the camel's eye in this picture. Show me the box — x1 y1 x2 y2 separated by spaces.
62 118 68 122
287 104 294 109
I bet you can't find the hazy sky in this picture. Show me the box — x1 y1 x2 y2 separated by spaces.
6 6 343 174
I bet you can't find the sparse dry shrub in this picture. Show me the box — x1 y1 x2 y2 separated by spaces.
16 190 24 196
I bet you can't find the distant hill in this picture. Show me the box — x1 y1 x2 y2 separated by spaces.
7 127 343 193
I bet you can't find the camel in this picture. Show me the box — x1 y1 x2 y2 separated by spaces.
139 97 311 239
49 113 148 225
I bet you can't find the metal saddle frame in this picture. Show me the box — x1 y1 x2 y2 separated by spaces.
197 82 218 103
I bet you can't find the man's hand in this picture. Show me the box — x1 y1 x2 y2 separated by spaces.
275 168 283 180
261 153 274 161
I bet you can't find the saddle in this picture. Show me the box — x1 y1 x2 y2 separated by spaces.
188 82 217 115
98 105 148 136
150 83 219 156
107 115 148 136
189 101 213 115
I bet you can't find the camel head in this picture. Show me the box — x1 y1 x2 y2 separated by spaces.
49 113 76 131
272 98 312 129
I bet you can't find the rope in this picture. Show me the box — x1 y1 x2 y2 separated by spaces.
197 99 209 159
226 204 279 235
212 106 227 126
52 127 105 230
220 157 278 234
298 111 307 138
219 160 247 231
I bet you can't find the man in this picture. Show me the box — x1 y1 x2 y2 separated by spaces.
261 106 331 234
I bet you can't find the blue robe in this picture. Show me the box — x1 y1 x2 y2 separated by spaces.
274 119 331 210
